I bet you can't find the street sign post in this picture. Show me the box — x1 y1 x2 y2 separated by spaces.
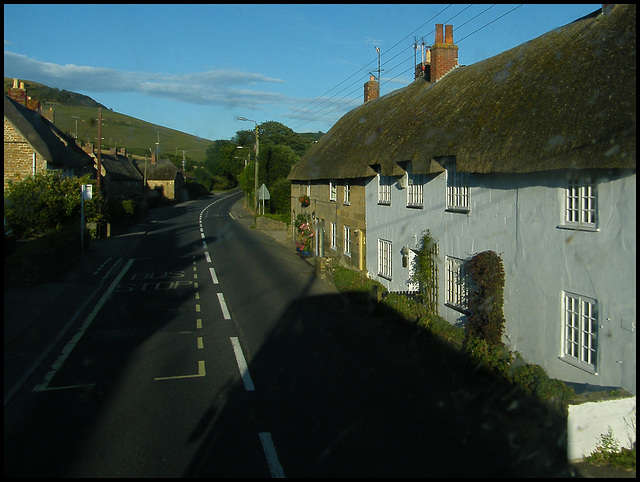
258 183 270 215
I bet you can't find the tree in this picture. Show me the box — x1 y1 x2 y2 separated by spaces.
204 140 241 186
4 171 104 239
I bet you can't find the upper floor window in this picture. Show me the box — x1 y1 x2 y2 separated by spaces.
343 181 351 205
564 176 596 229
446 162 469 212
306 183 311 197
407 173 423 208
378 174 392 205
329 180 337 202
563 291 598 371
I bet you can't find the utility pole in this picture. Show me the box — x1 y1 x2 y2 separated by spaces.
237 117 260 221
180 150 187 171
96 107 102 194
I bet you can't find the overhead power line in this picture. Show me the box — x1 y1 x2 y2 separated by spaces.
287 4 525 131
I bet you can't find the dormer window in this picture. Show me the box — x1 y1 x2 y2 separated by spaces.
564 175 596 230
407 173 423 208
378 171 392 205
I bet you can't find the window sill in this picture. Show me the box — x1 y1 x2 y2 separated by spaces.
557 224 599 233
558 356 597 375
406 204 424 209
378 201 391 206
444 302 470 315
445 207 470 214
378 273 392 281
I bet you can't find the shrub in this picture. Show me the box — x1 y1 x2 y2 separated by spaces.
465 250 506 346
4 171 102 239
586 427 636 469
465 336 515 377
332 264 386 294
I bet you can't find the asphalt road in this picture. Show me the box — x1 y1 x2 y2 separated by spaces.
4 190 576 477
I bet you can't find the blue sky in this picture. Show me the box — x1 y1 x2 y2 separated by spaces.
4 4 601 143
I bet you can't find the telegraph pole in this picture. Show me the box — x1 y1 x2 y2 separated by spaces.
96 108 102 194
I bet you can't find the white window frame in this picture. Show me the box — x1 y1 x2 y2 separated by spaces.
378 174 392 205
329 180 337 202
446 162 469 212
378 238 392 280
563 292 598 371
564 176 597 229
407 173 423 208
344 225 351 256
306 183 311 196
343 180 351 205
330 222 337 249
445 255 469 313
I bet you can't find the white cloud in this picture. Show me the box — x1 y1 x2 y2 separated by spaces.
3 50 292 110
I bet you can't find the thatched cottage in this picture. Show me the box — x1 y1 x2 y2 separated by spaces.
289 4 635 393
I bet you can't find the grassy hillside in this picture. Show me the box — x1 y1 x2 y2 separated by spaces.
4 77 212 163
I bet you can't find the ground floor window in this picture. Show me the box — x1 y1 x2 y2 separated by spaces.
378 239 392 280
445 255 468 312
563 291 598 369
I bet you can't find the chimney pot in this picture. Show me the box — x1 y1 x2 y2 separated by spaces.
13 78 19 88
435 24 444 44
445 24 453 44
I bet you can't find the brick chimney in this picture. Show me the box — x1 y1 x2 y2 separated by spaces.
430 24 458 82
7 78 27 105
364 75 379 103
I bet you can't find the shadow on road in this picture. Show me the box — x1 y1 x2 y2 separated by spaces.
184 289 573 477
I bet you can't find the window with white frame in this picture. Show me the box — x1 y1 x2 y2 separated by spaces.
330 222 337 249
563 292 598 369
378 239 392 279
446 162 469 211
378 173 392 205
329 180 337 202
344 226 351 256
445 255 469 312
343 181 351 204
407 173 423 208
565 176 596 229
306 183 311 196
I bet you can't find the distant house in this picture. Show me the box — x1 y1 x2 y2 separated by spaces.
289 4 636 393
133 152 184 201
82 146 144 203
4 93 95 190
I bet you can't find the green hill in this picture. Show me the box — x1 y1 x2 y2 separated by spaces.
4 78 212 163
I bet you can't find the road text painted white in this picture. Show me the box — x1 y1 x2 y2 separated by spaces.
33 259 135 392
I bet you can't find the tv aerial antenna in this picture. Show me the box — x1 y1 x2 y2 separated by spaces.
370 45 384 82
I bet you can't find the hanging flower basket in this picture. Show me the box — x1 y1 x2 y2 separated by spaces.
299 195 310 207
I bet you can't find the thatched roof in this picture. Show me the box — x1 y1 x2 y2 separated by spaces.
4 94 94 172
132 158 180 181
289 4 635 181
101 154 143 182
